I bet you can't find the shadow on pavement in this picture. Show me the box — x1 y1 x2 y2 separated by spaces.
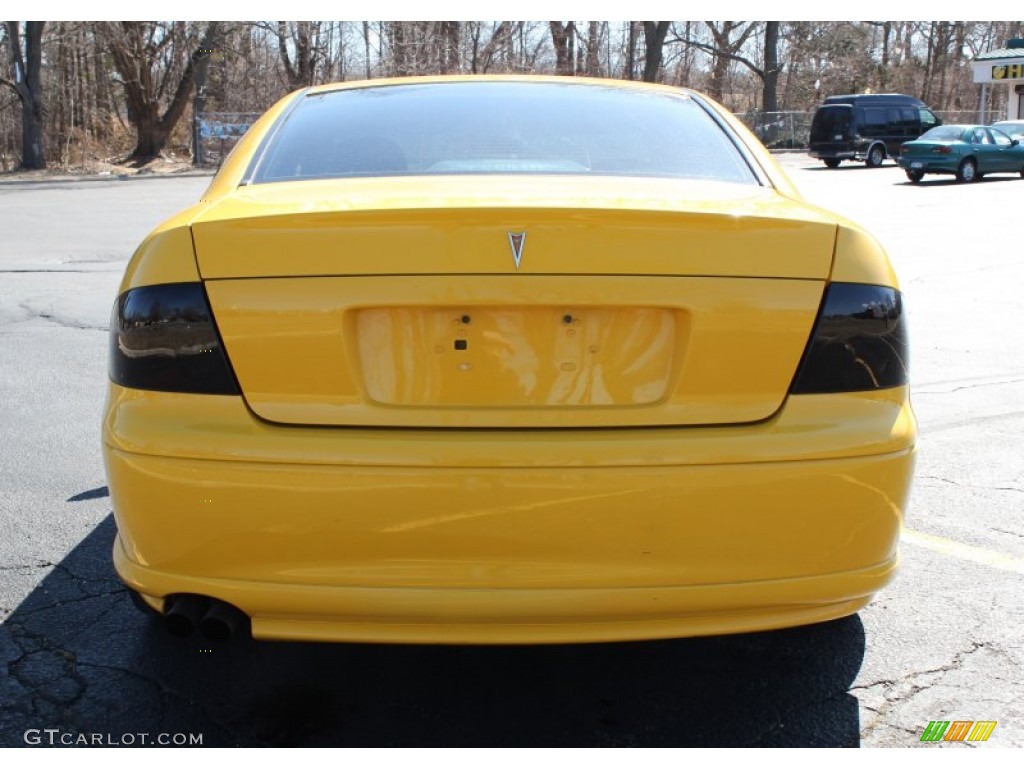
1 514 866 747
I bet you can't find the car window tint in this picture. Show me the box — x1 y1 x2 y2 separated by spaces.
252 82 759 185
810 107 851 140
885 108 903 133
862 108 887 128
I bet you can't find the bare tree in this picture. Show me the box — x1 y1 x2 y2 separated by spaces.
572 21 605 76
1 21 46 169
704 22 758 102
274 21 322 89
762 21 780 113
672 22 787 110
101 21 222 161
549 21 575 75
382 22 465 77
470 22 514 74
4 19 1019 171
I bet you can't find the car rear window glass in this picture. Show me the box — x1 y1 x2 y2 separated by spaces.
921 126 964 141
810 106 851 141
251 82 758 185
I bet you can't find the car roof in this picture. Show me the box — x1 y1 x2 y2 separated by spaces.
914 124 1020 138
305 74 699 100
823 93 925 106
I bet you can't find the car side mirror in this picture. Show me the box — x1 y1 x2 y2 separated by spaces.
1013 139 1020 147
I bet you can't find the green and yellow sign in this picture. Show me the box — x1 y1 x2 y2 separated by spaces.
920 721 997 742
992 63 1024 79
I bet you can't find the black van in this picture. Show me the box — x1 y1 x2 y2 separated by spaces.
809 94 941 168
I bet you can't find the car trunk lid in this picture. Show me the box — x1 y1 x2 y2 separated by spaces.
192 176 836 428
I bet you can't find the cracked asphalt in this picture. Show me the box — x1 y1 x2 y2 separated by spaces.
1 157 1022 747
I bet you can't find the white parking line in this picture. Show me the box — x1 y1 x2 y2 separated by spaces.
902 528 1024 574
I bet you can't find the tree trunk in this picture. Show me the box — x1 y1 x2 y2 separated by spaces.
642 21 670 83
762 21 779 113
584 21 601 76
192 43 212 166
625 22 636 80
439 21 459 73
20 96 45 168
549 21 575 76
3 21 47 169
132 119 166 159
922 22 936 104
362 21 371 79
709 53 730 101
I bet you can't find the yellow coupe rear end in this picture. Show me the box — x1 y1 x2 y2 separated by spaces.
103 76 915 644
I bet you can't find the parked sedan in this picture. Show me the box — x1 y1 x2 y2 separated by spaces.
898 124 1024 183
104 76 915 645
991 119 1024 140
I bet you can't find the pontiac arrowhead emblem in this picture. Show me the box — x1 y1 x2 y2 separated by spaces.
508 231 526 271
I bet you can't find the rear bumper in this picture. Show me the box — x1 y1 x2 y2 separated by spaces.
104 384 916 644
808 141 875 162
809 149 859 161
115 538 893 644
898 157 958 174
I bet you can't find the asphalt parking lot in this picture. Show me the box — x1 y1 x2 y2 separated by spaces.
1 156 1022 747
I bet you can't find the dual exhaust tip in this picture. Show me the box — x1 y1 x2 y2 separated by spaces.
163 595 250 641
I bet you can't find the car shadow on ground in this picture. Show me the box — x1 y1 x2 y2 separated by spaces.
1 513 867 747
901 175 1021 186
800 163 896 171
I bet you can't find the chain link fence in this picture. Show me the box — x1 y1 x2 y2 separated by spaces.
736 112 814 150
194 112 260 167
196 109 1015 167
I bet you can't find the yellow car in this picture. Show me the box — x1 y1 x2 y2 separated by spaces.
103 76 915 644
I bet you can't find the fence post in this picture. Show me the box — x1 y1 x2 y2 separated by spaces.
193 113 204 167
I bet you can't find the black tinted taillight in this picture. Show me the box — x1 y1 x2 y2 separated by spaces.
790 283 908 394
109 282 239 395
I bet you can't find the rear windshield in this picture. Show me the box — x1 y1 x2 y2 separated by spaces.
920 126 964 141
810 106 851 140
250 82 757 185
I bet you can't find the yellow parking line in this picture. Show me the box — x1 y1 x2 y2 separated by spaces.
902 528 1024 574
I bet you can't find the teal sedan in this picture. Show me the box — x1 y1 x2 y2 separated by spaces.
898 124 1024 183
